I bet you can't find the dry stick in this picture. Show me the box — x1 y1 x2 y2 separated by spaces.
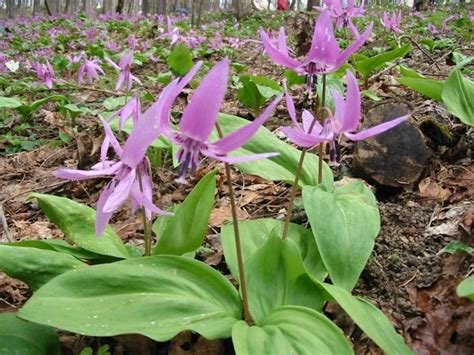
0 204 14 243
404 36 441 71
282 74 328 240
215 123 252 325
368 59 405 83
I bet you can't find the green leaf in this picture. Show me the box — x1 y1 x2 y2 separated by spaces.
221 218 326 283
0 245 87 290
17 95 70 118
102 96 127 111
167 43 193 76
232 306 353 355
442 69 474 126
457 276 474 301
303 180 380 291
355 44 411 80
0 313 61 355
0 96 23 109
214 113 334 187
396 77 444 102
398 65 424 79
237 75 282 109
361 90 381 101
319 283 413 355
284 69 306 87
30 193 131 259
441 240 473 255
18 256 242 341
153 171 216 255
245 233 325 323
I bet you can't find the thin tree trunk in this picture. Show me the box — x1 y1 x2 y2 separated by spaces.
234 0 240 19
306 0 316 10
196 0 204 26
7 0 16 18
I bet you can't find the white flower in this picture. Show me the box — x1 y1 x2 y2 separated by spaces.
5 60 19 73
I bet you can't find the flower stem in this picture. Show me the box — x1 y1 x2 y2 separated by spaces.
137 168 152 256
215 123 253 325
318 74 327 185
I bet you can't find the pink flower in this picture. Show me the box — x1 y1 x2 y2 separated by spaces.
381 11 403 34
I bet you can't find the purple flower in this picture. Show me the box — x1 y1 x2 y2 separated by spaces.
77 56 105 85
158 58 282 181
427 23 439 34
106 51 142 92
109 93 141 130
322 70 410 165
35 60 56 89
316 0 365 30
381 11 403 34
281 82 326 148
442 14 459 30
54 115 172 237
260 11 372 84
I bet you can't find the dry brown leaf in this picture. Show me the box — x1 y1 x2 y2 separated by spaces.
418 177 450 200
209 203 249 226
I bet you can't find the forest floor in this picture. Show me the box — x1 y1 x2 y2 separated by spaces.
1 9 473 355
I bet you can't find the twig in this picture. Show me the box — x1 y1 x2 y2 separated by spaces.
0 204 14 243
368 59 404 83
399 269 419 287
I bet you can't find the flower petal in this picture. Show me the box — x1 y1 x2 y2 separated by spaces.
102 168 136 213
95 182 115 237
307 11 340 65
281 126 325 147
344 114 410 141
211 95 281 154
179 58 229 141
54 162 123 180
335 22 373 68
340 70 361 132
259 28 301 69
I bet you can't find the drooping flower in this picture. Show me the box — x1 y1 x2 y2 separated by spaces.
108 93 141 130
158 58 281 181
316 0 365 30
105 50 142 92
381 11 403 34
34 60 56 89
77 56 105 85
260 11 372 88
281 82 327 148
322 70 410 165
54 114 171 237
441 14 459 31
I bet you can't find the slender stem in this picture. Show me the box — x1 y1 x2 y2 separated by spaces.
282 148 307 240
215 123 252 325
318 74 327 185
137 169 152 256
282 81 326 240
405 36 441 71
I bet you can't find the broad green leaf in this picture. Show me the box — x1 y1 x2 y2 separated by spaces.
17 95 70 118
245 233 325 323
355 44 411 80
167 43 193 76
19 256 242 341
442 69 474 126
303 180 380 291
232 306 353 355
396 77 444 102
215 113 334 187
0 313 61 355
30 193 131 259
0 245 87 290
319 283 413 355
153 171 216 255
6 239 118 262
237 81 264 109
457 276 474 301
237 75 282 109
221 218 326 283
0 96 23 109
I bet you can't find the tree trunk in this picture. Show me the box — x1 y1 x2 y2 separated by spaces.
196 0 204 26
290 0 297 9
6 0 16 18
157 0 167 14
116 0 124 13
32 0 41 15
234 0 241 19
142 0 149 14
306 0 316 11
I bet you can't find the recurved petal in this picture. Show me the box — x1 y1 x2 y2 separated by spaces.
179 58 229 142
281 126 324 147
340 70 361 132
344 114 410 141
95 183 115 237
307 11 340 65
211 95 281 154
259 29 301 69
102 168 136 213
53 162 122 180
335 22 373 68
